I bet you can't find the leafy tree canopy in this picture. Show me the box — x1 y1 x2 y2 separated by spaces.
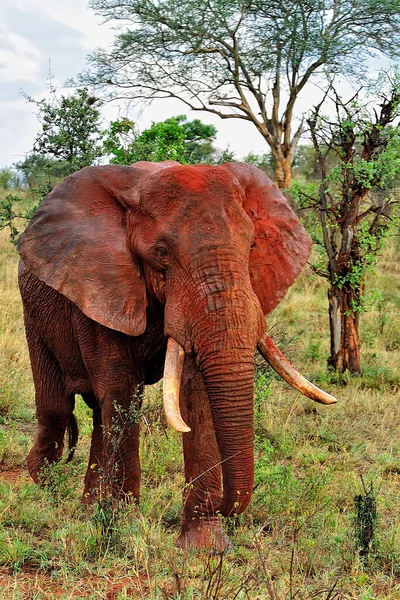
79 0 400 187
27 87 104 173
0 168 21 190
102 115 217 164
15 155 72 188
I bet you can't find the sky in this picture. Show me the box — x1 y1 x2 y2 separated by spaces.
0 0 282 169
1 0 377 171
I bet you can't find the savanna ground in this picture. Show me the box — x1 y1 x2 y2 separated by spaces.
0 206 399 599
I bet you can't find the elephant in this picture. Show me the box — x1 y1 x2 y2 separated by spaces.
17 161 336 551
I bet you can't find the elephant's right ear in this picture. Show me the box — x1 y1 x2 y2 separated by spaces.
221 162 312 315
17 165 147 336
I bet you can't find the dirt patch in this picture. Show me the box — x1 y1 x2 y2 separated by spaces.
0 570 149 599
0 467 28 485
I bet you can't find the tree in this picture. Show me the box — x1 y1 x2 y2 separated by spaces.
102 115 217 164
15 155 72 188
27 87 104 173
242 152 274 178
79 0 400 188
293 74 400 374
180 118 217 163
0 168 20 190
0 88 105 244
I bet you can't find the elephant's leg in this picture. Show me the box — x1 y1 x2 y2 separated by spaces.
82 391 142 503
79 331 144 502
95 391 142 503
81 392 103 502
176 356 231 552
27 336 75 483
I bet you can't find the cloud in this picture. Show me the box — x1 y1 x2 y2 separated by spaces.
0 0 269 168
0 0 109 167
0 103 40 166
0 28 41 83
1 5 90 88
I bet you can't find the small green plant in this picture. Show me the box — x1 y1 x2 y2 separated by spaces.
38 458 80 504
305 335 322 362
0 531 50 573
354 478 378 565
0 194 38 245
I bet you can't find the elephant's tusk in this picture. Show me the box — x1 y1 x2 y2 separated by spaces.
257 335 337 405
163 338 191 433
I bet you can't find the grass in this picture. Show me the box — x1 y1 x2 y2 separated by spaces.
0 219 399 598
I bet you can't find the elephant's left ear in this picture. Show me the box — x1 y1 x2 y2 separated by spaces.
17 165 148 336
222 163 312 315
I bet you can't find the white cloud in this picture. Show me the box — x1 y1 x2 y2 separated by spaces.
0 0 115 167
0 28 41 82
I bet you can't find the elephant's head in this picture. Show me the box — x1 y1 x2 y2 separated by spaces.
17 161 335 517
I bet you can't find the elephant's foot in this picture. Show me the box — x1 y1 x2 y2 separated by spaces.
27 444 61 484
27 447 42 483
175 518 232 553
81 489 97 504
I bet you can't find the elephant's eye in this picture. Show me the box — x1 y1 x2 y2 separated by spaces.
155 244 170 268
250 242 257 251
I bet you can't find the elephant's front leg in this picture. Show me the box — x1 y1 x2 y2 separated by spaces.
83 388 142 503
176 356 231 552
77 322 144 504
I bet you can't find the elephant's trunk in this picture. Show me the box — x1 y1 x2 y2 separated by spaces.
163 333 256 516
162 333 337 516
195 329 257 517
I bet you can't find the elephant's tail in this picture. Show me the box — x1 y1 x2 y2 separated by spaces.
66 413 79 463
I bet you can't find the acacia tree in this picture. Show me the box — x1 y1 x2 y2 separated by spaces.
294 75 400 374
79 0 400 187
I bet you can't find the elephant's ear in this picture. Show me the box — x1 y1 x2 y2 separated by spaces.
222 163 312 315
17 165 147 336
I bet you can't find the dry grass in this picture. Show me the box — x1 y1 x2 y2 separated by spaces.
0 222 399 599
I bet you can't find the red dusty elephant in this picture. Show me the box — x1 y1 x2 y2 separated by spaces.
17 161 335 551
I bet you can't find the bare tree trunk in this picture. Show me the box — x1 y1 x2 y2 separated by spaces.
274 154 292 188
328 284 361 374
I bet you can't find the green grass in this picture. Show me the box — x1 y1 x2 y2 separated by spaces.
0 222 400 598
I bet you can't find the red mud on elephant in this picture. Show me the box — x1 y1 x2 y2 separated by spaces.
17 161 336 551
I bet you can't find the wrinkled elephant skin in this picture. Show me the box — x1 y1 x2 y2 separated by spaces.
18 161 312 551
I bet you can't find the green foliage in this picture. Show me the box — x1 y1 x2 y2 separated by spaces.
242 152 274 177
102 114 217 165
180 117 217 163
0 194 38 245
15 154 72 188
213 147 236 165
0 531 50 573
292 72 400 372
27 87 104 173
354 479 378 564
0 88 105 245
80 0 400 187
0 423 31 468
38 459 81 505
0 168 20 190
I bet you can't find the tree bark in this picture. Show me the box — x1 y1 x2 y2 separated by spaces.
274 154 292 188
328 284 361 374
